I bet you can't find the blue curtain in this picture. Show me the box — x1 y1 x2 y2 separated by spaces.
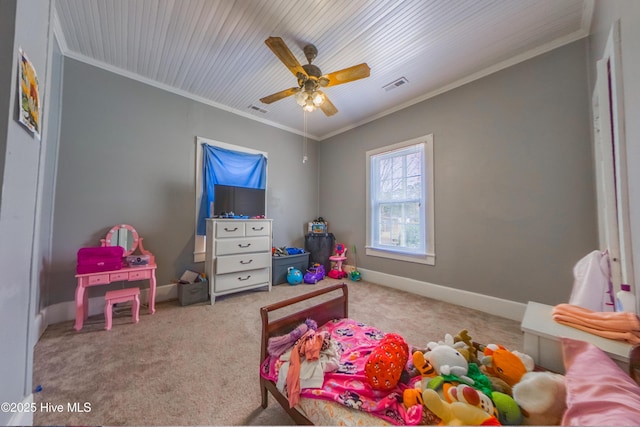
197 144 267 235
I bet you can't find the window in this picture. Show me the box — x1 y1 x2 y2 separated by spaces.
194 137 267 262
366 134 435 265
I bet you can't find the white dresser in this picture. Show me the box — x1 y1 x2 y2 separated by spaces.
205 218 272 304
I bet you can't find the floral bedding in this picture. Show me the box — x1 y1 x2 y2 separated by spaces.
260 318 422 425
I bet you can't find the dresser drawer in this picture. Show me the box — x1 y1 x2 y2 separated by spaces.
110 271 129 281
216 222 245 238
215 268 269 292
245 221 270 236
129 270 151 280
216 236 270 256
216 252 271 274
88 274 110 285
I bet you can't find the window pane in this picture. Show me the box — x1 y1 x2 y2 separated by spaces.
379 158 393 181
376 202 423 247
380 178 393 199
406 176 421 198
407 152 421 177
391 178 404 199
404 202 420 248
378 204 395 245
368 139 431 258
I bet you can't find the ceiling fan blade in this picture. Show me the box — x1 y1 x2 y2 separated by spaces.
260 87 299 104
319 95 338 116
265 37 307 78
322 63 370 87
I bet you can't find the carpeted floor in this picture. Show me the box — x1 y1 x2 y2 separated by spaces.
32 277 524 426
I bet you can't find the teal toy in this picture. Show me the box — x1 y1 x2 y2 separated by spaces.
349 245 362 281
287 267 303 285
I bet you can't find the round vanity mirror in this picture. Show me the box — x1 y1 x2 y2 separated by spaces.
104 224 139 256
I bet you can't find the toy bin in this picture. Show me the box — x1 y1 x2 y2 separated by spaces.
304 233 335 273
178 279 209 306
272 252 310 285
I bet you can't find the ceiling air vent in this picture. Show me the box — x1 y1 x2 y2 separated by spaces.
383 77 409 92
248 104 269 114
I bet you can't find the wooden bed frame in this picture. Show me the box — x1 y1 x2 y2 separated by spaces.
258 283 640 425
260 283 349 425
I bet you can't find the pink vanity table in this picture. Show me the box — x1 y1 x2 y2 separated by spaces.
74 224 157 331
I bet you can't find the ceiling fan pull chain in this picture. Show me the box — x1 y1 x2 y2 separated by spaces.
303 111 308 164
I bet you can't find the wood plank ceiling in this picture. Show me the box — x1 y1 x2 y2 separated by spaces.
54 0 592 139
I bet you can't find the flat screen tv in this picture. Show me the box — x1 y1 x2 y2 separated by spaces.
213 184 266 218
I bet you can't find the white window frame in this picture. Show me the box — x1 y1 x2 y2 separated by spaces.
365 134 435 265
592 21 634 293
194 136 268 262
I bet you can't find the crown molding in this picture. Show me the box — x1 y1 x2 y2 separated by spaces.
319 28 590 140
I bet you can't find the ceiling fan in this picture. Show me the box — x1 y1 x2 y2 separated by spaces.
260 37 370 116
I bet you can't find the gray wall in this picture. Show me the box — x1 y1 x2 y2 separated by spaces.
589 0 640 312
319 40 595 306
48 58 319 305
0 0 52 424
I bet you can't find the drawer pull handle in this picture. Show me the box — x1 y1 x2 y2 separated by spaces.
240 259 253 264
224 227 238 232
238 243 251 248
238 275 251 281
252 226 264 231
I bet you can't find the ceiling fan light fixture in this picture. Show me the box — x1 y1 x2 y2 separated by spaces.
261 37 370 116
294 89 307 106
312 91 324 106
303 98 316 112
294 88 324 110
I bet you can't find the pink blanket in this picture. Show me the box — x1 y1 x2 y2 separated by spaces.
261 318 422 425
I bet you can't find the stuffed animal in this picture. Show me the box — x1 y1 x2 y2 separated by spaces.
486 375 513 396
491 391 522 425
480 344 534 387
422 388 501 426
364 333 409 391
425 343 473 384
512 371 566 425
403 388 424 408
453 329 479 363
444 383 495 415
427 333 468 352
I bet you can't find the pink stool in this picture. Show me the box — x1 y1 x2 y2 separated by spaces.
104 287 140 330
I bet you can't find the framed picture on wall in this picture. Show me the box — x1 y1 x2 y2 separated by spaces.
17 47 41 140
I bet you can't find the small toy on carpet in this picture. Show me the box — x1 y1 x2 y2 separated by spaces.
286 267 303 285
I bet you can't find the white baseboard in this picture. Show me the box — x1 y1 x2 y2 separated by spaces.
356 267 527 322
39 283 178 330
7 394 33 426
37 273 525 330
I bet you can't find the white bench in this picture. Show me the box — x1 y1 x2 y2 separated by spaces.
521 301 631 373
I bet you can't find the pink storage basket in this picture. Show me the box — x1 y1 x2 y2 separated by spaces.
76 246 124 274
